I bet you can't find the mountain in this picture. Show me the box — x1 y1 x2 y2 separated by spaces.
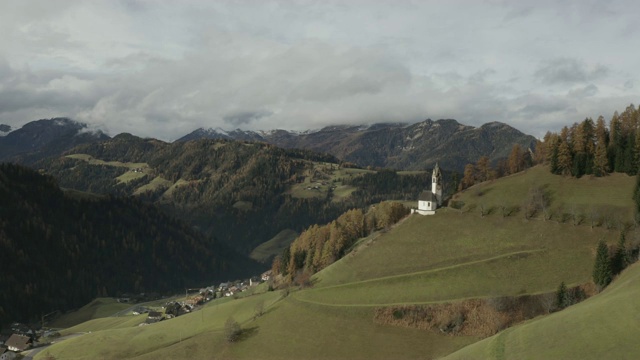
177 119 537 171
0 124 10 136
0 163 259 326
0 118 109 164
38 135 434 255
37 164 638 359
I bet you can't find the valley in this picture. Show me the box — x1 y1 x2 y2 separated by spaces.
22 164 639 359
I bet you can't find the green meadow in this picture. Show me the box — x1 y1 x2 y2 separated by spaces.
249 229 299 263
49 298 132 329
443 262 640 360
37 165 639 359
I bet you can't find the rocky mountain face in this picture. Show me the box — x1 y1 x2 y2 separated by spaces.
0 118 109 164
177 119 537 171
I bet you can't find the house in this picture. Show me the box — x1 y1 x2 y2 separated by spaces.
412 163 443 216
5 334 32 352
1 347 16 360
145 311 163 324
261 270 272 282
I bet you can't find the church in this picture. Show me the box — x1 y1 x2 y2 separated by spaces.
413 163 443 215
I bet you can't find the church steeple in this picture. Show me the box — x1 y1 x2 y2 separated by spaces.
431 162 443 206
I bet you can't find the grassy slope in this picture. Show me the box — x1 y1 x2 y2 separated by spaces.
49 298 131 328
453 165 635 221
38 166 636 359
298 209 617 306
249 229 299 263
443 262 640 360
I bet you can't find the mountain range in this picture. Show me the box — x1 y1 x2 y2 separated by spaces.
0 118 108 164
177 119 537 171
1 117 535 172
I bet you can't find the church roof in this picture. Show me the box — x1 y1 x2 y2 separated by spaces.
418 191 436 201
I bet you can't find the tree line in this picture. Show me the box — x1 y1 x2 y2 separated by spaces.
459 145 533 190
535 104 640 177
271 202 409 284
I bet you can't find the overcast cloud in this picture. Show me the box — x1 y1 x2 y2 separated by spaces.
0 0 638 140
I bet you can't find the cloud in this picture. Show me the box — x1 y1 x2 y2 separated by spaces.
534 58 609 85
568 84 599 98
223 111 273 127
0 1 639 141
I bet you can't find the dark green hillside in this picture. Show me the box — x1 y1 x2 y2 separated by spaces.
40 137 430 254
0 163 258 327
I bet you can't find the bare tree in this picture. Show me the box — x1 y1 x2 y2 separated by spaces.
570 205 584 226
254 299 265 319
224 317 242 342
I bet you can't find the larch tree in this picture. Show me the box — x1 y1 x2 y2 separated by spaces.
507 144 523 174
461 163 476 190
556 140 573 176
593 140 609 176
475 156 492 182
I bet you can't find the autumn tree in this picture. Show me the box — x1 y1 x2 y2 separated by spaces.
475 156 493 182
556 140 573 176
507 144 523 174
460 163 476 190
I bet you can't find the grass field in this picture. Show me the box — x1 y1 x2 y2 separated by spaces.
49 298 132 328
249 229 299 263
443 262 640 360
133 176 173 195
288 162 373 200
453 165 636 222
66 154 149 170
38 167 639 359
298 210 618 307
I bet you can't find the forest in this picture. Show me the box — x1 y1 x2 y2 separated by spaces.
40 137 441 254
0 163 259 327
272 202 410 284
536 104 640 177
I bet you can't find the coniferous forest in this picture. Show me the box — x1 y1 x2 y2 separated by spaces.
0 163 259 327
536 104 640 177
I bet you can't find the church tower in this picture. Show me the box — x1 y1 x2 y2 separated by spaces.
431 162 443 206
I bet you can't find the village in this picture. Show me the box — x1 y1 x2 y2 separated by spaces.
0 269 273 359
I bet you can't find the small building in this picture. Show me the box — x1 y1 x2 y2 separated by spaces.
5 334 32 352
1 347 16 360
145 311 163 324
412 163 443 216
261 270 272 282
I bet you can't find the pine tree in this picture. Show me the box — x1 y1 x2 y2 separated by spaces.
593 240 612 291
611 232 628 275
555 281 568 310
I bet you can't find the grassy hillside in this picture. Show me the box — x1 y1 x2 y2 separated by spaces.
49 298 131 328
249 229 299 264
37 167 637 359
452 165 635 223
297 209 617 306
443 262 640 360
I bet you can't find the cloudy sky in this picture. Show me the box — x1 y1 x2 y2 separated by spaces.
0 0 638 140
